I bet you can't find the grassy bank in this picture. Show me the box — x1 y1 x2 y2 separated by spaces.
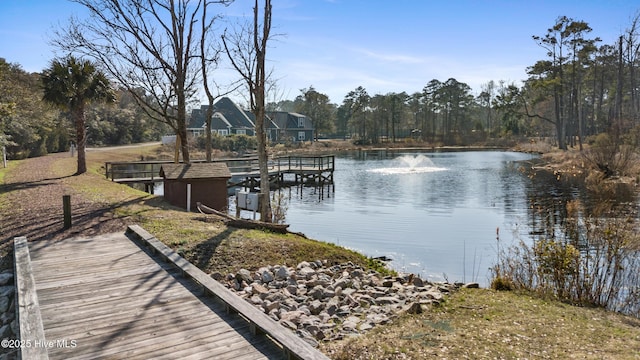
7 144 387 276
321 288 640 359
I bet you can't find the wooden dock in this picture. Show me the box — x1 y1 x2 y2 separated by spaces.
13 227 329 360
104 156 335 192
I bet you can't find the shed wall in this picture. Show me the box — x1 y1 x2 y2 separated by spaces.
163 178 228 211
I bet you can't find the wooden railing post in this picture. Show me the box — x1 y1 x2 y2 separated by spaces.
13 236 49 360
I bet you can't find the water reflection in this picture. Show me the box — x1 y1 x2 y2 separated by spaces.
283 150 540 284
228 149 637 289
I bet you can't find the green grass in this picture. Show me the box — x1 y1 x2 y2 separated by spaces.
321 288 640 359
0 159 21 185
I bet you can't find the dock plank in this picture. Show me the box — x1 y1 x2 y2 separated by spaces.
24 232 288 359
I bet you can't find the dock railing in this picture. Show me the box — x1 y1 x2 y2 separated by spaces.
105 155 334 183
276 155 335 173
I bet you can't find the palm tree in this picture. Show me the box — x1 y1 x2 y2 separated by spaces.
42 56 114 174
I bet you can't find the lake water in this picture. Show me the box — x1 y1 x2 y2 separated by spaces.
276 150 541 285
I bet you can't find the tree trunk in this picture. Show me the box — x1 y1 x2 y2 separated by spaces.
176 90 190 163
255 0 272 222
74 104 87 175
206 105 213 162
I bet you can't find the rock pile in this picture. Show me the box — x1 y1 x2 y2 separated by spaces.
0 270 17 360
215 260 478 346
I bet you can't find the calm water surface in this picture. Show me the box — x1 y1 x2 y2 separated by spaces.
280 150 540 284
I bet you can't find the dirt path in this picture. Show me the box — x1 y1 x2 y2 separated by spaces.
0 154 130 269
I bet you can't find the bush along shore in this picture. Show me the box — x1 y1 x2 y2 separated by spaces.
216 260 478 346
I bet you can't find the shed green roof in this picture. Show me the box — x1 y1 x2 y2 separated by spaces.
160 163 231 180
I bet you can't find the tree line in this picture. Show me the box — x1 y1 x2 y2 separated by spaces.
276 14 640 150
3 9 640 163
0 58 170 160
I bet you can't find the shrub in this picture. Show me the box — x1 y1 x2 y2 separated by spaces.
491 199 640 316
582 132 636 177
196 133 257 153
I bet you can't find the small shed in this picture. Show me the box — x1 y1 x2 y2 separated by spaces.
160 163 231 211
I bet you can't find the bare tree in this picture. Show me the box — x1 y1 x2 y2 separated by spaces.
200 0 238 162
222 0 272 222
53 0 230 163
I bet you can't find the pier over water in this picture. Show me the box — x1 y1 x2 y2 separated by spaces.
104 155 335 193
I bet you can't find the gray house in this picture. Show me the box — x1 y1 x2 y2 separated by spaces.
188 97 314 143
266 111 314 142
188 97 256 137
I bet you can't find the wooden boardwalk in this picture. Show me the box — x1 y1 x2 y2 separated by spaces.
15 229 329 360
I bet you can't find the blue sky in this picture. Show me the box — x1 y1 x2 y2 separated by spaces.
1 0 639 104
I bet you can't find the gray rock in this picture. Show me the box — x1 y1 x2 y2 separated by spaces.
342 319 358 331
262 300 280 313
225 261 455 340
0 273 14 286
308 300 324 315
280 310 305 325
0 297 9 313
463 282 480 289
297 328 319 347
261 270 275 284
235 269 252 283
251 283 269 297
423 290 444 301
0 286 14 298
285 285 298 296
0 324 10 339
0 310 14 325
275 266 290 281
248 295 263 306
298 267 316 279
210 271 224 281
375 296 400 305
403 302 423 314
411 276 424 287
307 285 325 300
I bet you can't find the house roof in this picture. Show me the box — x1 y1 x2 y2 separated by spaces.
266 111 314 130
245 110 279 129
160 163 231 180
188 97 255 130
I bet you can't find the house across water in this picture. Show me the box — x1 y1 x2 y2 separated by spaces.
187 96 314 143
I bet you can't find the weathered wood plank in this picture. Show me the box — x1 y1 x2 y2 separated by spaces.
35 270 183 304
38 282 192 311
127 224 331 360
39 286 193 316
13 236 49 360
31 263 164 288
51 316 252 359
130 334 279 360
32 266 166 291
25 231 286 359
46 305 234 345
40 292 196 326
